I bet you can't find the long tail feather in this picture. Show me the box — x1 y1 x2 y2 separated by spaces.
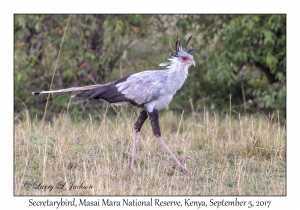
32 84 106 98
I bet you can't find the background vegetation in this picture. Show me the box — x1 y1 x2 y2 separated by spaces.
14 14 286 122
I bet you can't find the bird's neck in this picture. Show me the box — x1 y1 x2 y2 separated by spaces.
166 63 190 93
168 61 190 78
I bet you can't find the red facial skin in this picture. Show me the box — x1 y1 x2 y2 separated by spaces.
181 56 190 62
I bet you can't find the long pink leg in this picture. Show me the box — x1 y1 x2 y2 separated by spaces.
130 110 148 171
147 109 189 174
130 130 137 170
157 136 190 174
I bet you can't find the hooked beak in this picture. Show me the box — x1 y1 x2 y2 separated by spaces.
191 60 196 67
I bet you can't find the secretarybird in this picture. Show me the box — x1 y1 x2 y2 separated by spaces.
33 35 195 174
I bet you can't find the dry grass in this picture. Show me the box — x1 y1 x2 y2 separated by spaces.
14 107 286 195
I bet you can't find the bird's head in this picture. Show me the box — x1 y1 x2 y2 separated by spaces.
160 35 195 68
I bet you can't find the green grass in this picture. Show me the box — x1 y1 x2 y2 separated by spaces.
14 108 286 195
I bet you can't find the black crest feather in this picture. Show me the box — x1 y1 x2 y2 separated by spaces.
175 35 180 53
185 35 193 49
186 48 194 53
171 35 194 57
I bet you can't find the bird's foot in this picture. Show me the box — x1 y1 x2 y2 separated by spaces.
130 162 135 171
180 167 190 175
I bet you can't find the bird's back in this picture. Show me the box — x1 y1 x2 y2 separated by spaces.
116 70 168 105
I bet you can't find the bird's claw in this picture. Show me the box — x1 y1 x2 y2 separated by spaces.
130 163 135 171
181 167 190 175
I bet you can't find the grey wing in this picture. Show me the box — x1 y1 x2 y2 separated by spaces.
116 71 167 105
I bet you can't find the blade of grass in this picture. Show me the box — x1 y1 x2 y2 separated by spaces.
41 15 70 129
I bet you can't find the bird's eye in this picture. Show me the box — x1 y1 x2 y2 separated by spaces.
182 57 187 60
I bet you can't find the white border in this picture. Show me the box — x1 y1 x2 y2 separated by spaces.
3 0 299 209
